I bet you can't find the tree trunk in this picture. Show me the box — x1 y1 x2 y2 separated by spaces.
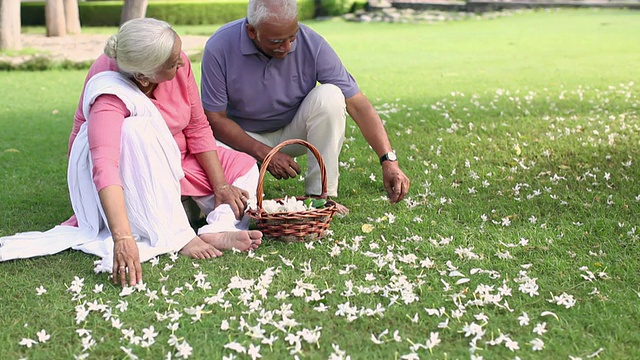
45 0 67 37
64 0 81 35
0 0 22 50
120 0 148 25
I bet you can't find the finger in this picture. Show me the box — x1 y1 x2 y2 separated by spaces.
286 166 298 178
241 189 250 199
128 268 137 287
112 266 118 284
232 201 242 220
290 162 301 174
135 261 143 285
119 264 127 286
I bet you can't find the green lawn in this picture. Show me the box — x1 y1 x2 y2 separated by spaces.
1 9 639 360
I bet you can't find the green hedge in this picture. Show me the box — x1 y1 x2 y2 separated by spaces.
21 1 315 27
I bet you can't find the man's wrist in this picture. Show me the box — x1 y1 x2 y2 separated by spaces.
379 151 398 165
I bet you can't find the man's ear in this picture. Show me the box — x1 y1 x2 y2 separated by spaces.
246 23 257 40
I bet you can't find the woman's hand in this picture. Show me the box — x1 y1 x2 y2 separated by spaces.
214 183 250 220
112 236 142 287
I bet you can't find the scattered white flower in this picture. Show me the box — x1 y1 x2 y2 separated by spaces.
36 329 50 343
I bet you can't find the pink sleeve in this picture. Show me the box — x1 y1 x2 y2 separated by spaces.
181 54 218 154
87 94 131 191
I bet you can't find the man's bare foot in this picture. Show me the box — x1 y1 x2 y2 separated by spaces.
199 230 263 252
180 236 222 259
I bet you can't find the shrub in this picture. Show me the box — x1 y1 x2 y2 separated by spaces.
317 0 365 16
21 0 315 27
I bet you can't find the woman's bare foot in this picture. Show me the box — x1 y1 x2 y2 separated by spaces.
199 230 263 252
180 236 222 259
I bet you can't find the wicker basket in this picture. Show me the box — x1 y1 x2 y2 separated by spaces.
247 139 337 242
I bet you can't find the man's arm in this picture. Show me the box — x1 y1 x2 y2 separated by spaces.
346 92 410 203
205 110 301 179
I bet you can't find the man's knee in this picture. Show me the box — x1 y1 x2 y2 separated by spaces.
309 84 345 109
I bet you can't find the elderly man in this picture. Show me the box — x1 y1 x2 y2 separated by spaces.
200 0 410 213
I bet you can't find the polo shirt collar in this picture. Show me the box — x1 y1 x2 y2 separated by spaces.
240 18 298 57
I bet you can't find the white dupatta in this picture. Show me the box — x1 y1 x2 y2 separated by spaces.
0 71 195 272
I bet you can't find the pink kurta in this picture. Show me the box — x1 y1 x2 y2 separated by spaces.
68 53 255 196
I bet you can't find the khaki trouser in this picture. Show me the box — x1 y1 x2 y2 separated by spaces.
247 84 347 197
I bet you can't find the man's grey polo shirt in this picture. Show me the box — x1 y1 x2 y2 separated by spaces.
201 18 360 133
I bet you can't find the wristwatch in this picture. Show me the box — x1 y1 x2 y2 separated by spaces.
379 151 398 165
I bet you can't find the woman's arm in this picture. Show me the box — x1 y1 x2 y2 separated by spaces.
88 96 142 286
98 185 142 286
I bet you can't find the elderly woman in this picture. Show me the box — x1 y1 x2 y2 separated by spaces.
0 18 262 286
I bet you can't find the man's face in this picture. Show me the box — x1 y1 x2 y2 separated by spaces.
246 18 299 59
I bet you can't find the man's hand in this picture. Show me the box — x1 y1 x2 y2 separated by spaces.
112 237 142 287
382 162 410 203
214 183 250 219
265 152 301 180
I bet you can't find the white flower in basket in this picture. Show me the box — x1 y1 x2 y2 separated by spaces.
250 196 322 214
247 139 337 242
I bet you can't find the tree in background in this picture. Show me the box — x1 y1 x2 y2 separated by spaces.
46 0 66 36
0 0 21 50
45 0 81 37
64 0 81 34
120 0 148 24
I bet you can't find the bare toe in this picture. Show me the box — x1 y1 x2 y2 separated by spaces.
180 237 218 259
200 231 259 252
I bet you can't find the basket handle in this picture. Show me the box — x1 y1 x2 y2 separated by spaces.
255 139 329 209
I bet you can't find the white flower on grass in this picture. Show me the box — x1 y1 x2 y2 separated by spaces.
462 322 485 338
530 338 545 351
261 335 278 347
184 304 209 323
111 318 123 329
505 338 520 351
116 300 129 312
35 286 47 295
224 341 247 354
67 276 85 294
369 173 376 182
587 348 605 358
142 325 158 342
19 338 38 348
176 340 193 359
518 312 530 326
540 311 559 320
36 329 50 343
119 286 135 297
425 331 441 350
220 319 230 331
400 353 419 360
533 322 547 336
329 343 349 360
548 292 576 308
247 344 261 360
120 346 138 360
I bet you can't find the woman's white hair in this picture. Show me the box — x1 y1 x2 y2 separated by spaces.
103 18 176 80
247 0 297 26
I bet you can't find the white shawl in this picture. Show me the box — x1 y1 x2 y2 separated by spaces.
0 71 195 272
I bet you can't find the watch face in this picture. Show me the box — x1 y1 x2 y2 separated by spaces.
388 152 397 161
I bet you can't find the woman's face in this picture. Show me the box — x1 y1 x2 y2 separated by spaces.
152 33 184 83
